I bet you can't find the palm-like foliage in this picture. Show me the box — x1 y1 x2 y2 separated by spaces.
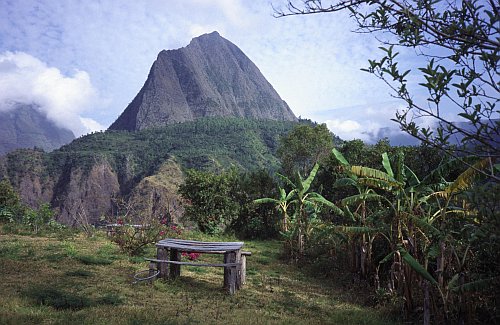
255 163 342 259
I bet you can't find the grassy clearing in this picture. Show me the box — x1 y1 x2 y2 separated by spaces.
0 231 402 324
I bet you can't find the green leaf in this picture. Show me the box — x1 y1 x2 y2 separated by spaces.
379 251 395 265
253 198 278 205
332 148 350 166
333 178 358 188
382 152 394 178
409 215 441 236
341 193 382 206
399 246 438 286
308 193 344 215
451 277 500 294
334 226 379 234
301 163 319 194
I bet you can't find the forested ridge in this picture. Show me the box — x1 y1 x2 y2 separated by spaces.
1 117 302 184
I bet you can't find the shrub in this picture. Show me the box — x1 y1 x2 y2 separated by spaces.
179 169 239 234
108 215 183 256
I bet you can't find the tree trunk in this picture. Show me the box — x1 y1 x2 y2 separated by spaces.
423 280 431 325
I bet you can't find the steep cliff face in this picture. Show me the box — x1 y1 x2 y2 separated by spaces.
109 31 297 131
0 149 54 207
52 160 121 225
0 104 74 155
127 158 186 224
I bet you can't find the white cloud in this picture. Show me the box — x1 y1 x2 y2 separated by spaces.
80 117 105 133
0 51 102 136
318 102 408 143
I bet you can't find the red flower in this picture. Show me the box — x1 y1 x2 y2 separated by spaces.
171 225 182 234
160 218 167 225
188 252 201 261
159 230 165 236
117 218 124 225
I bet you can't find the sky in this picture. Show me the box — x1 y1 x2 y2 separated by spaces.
0 0 429 143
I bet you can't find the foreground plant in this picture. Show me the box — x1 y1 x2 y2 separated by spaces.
256 163 343 260
109 215 182 256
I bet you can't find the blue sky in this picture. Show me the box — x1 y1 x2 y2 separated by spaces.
0 0 427 142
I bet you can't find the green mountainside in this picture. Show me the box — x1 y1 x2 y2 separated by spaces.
61 117 296 173
0 117 298 224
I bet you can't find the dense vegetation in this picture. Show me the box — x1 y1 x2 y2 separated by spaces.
57 117 300 173
178 123 499 324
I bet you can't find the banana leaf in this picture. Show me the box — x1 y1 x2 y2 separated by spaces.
341 193 383 206
351 166 403 188
445 158 489 195
332 148 350 166
308 192 344 215
333 177 358 188
378 250 395 265
253 198 279 204
451 277 500 294
356 177 400 190
334 226 380 234
408 215 441 236
382 152 394 178
399 246 438 286
404 165 421 187
301 163 319 194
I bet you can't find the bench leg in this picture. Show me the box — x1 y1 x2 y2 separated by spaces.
170 249 181 278
224 251 237 294
223 253 229 289
240 254 247 286
157 247 170 279
235 251 242 290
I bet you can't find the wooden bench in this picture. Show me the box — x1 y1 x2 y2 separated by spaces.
150 238 251 294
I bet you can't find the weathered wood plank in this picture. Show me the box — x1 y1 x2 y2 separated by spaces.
156 239 244 252
145 259 239 267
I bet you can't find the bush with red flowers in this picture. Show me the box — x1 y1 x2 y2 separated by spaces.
108 214 183 256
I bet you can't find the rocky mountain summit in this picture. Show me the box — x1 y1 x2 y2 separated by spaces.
0 104 74 155
109 31 296 131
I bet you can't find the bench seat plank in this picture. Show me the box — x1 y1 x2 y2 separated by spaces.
157 239 244 252
145 258 239 267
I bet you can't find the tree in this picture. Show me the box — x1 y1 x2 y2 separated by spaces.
0 179 23 222
274 0 499 180
277 123 334 176
178 169 240 234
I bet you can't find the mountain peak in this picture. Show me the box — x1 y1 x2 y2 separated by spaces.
0 103 75 155
109 33 296 131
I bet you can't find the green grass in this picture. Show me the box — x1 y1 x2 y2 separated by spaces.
0 231 403 325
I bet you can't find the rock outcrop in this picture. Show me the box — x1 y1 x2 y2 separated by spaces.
109 31 296 131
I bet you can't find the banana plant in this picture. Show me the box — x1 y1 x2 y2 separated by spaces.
381 157 495 324
331 148 388 277
255 163 343 259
